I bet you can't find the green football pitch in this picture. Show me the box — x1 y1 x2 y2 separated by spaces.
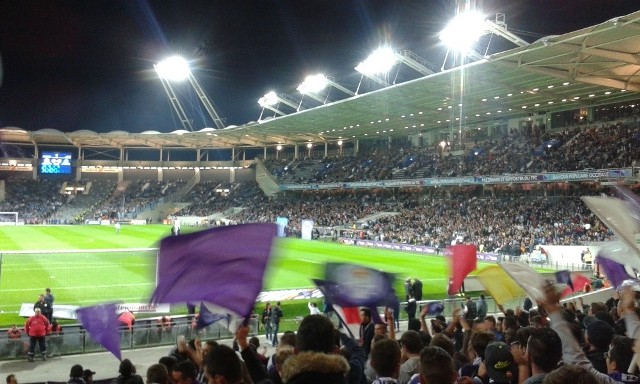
0 224 491 326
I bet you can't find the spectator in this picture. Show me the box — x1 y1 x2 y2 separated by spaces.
83 369 95 384
418 346 457 384
115 359 144 384
68 365 85 384
146 364 169 384
370 338 401 384
398 331 422 384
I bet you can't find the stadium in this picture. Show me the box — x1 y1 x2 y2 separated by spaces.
1 5 640 384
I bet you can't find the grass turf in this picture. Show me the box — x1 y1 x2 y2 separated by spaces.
0 224 491 327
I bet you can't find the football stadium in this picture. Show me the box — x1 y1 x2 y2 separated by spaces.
1 3 640 384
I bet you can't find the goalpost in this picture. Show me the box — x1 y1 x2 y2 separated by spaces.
0 212 18 226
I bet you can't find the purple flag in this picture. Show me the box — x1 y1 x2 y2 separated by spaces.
597 256 634 289
555 270 574 291
425 301 444 315
150 223 277 317
196 302 230 330
76 303 121 360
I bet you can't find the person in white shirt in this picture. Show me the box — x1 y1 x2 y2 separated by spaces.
308 302 322 315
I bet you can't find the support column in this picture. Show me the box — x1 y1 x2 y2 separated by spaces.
294 145 299 159
76 146 82 181
232 147 235 161
230 168 236 183
264 146 267 159
355 140 359 154
160 147 163 161
33 145 39 180
158 168 163 182
324 143 328 158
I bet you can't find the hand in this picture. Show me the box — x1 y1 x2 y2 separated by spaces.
621 286 636 313
477 361 488 379
385 307 394 322
236 324 250 350
538 281 562 314
420 305 429 319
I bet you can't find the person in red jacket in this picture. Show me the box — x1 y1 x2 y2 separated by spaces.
25 308 49 362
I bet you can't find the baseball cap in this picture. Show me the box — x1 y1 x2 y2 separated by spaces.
484 341 517 383
83 369 96 377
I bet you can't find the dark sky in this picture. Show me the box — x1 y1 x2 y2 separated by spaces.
0 0 638 133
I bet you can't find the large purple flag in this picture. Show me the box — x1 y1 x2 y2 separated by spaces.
76 303 121 360
150 223 277 317
196 302 230 330
597 256 635 289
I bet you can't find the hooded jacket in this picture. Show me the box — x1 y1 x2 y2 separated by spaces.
281 351 350 384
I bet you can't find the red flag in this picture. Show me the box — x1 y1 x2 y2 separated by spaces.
572 274 592 292
447 245 477 295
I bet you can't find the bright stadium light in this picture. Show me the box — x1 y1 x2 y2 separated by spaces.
439 11 486 54
258 91 302 119
297 74 329 95
355 47 399 76
154 55 226 130
297 73 356 103
155 56 191 81
258 91 279 107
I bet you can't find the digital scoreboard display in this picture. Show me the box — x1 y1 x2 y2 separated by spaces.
40 152 72 174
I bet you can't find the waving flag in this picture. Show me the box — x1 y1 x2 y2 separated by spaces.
555 270 574 291
76 303 121 360
582 196 640 262
477 265 526 305
150 223 277 318
196 302 230 330
315 263 398 335
500 262 546 301
596 240 640 270
447 245 477 295
597 257 636 289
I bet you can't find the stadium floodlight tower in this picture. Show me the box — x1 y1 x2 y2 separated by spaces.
258 91 302 120
297 73 355 104
355 47 398 90
154 55 226 130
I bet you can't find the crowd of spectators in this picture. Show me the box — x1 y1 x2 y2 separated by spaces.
230 184 615 256
176 181 267 217
0 177 66 224
9 286 639 384
263 120 640 184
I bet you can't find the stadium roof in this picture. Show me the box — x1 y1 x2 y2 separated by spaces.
2 10 640 151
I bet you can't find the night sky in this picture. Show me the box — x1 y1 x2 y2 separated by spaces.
0 0 637 133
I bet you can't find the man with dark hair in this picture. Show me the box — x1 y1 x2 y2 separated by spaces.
477 294 488 320
360 308 375 357
583 318 616 374
172 360 199 384
465 296 477 321
398 330 422 384
412 279 423 301
204 344 243 384
271 302 283 347
281 314 364 384
370 338 401 384
146 364 169 384
34 295 53 324
419 346 457 384
68 365 85 384
522 327 562 384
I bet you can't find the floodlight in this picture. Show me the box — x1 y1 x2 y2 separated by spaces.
155 56 191 81
355 47 399 76
306 143 313 149
276 145 283 151
297 74 329 95
258 91 279 107
439 11 486 53
337 140 343 146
